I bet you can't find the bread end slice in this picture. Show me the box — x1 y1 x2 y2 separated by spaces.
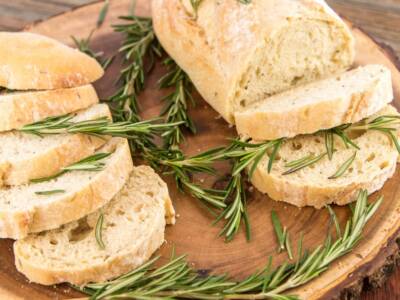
14 166 174 285
0 32 104 90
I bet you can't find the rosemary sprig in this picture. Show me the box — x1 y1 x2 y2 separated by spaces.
35 189 66 196
30 153 111 183
328 152 357 180
95 213 106 249
20 115 182 150
71 0 113 69
283 152 327 175
78 190 381 300
159 58 196 148
110 15 162 122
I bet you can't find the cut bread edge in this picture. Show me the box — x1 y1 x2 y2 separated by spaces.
250 105 399 208
234 65 393 140
0 138 133 239
0 104 111 187
0 85 99 131
13 166 175 285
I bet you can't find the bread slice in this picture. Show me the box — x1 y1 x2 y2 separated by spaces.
0 104 111 187
0 137 133 239
0 32 104 90
235 65 393 140
250 105 399 208
14 165 175 285
0 85 99 131
152 0 355 123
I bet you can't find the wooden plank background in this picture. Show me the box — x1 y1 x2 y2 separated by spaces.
0 0 399 299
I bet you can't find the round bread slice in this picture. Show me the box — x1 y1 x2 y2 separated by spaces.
0 104 111 187
0 32 104 90
0 85 99 131
235 65 393 140
251 105 399 208
153 0 355 123
14 165 175 286
0 138 133 239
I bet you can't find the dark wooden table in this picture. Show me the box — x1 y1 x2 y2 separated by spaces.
0 1 399 299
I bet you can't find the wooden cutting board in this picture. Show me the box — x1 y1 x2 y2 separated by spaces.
1 0 400 299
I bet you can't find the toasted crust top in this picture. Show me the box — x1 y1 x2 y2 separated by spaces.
0 32 104 90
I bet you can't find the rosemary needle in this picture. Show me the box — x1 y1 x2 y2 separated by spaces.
328 151 357 180
283 152 327 175
95 213 106 249
271 210 286 253
35 189 65 196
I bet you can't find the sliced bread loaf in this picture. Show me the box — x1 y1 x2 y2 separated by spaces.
0 137 133 239
0 104 111 187
235 65 393 140
0 84 99 131
152 0 355 123
0 32 104 90
250 105 399 208
14 166 175 285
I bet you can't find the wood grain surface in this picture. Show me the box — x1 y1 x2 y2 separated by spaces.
0 1 399 300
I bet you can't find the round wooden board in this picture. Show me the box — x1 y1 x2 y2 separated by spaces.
1 1 400 299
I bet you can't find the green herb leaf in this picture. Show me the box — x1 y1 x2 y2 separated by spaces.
328 151 357 179
35 189 66 196
97 0 109 28
95 213 106 249
283 152 327 175
271 211 286 253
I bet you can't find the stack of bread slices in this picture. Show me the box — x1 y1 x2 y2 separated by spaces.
0 32 175 286
153 0 400 208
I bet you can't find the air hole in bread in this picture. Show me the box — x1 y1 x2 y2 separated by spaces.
380 161 389 170
240 100 246 107
366 153 376 162
116 209 125 216
348 167 354 173
107 222 116 227
291 76 303 86
314 138 321 144
291 141 303 150
68 219 93 243
49 239 58 245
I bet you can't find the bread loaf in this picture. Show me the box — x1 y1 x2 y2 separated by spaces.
14 166 174 285
0 32 104 90
235 65 393 140
0 104 110 187
152 0 355 123
0 84 99 131
250 105 399 208
0 138 133 239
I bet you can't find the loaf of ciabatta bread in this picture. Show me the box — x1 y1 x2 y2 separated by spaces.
0 104 111 187
0 32 104 90
14 166 175 285
0 85 99 131
0 138 133 239
152 0 355 123
235 65 393 140
250 105 399 208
